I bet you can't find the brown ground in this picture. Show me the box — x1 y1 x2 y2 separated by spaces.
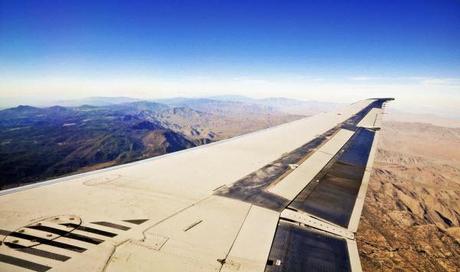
357 121 460 272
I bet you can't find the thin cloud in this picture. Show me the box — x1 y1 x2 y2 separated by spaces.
348 76 460 86
420 78 460 86
348 76 381 81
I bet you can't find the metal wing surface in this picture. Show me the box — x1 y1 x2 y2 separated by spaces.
0 98 393 272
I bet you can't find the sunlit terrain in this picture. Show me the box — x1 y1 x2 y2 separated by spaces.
357 119 460 271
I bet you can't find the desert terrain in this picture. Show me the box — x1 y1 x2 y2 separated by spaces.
357 120 460 271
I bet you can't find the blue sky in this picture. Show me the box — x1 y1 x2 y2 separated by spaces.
1 0 459 116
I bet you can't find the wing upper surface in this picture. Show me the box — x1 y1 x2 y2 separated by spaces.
0 98 392 272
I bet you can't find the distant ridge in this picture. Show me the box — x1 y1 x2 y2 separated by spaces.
55 96 143 107
0 98 301 190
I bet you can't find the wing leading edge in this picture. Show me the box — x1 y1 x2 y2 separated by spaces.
0 98 393 272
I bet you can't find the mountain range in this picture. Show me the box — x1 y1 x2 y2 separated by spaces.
0 97 311 189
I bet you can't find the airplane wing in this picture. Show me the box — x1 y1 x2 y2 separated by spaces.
0 98 393 272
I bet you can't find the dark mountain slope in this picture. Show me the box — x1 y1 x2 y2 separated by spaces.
0 104 195 189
